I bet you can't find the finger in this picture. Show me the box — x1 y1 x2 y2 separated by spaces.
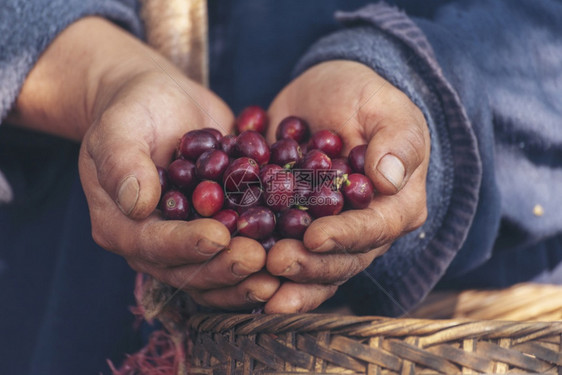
83 109 161 219
303 176 427 253
364 109 428 195
264 282 338 313
108 216 231 265
190 271 280 310
80 134 232 266
146 236 266 290
266 239 378 284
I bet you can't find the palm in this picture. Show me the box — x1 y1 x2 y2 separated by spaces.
79 70 280 311
262 61 430 313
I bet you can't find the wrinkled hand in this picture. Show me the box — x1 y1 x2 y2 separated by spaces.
8 16 278 310
79 63 279 310
264 60 430 313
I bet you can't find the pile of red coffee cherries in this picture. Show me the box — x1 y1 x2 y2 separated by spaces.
157 106 374 250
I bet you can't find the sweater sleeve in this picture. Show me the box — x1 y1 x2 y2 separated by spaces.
0 0 143 123
0 0 143 204
293 2 502 316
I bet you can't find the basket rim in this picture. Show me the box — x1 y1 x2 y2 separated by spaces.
189 313 562 342
189 313 562 374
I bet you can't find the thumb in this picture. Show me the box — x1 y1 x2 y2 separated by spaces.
365 120 427 195
85 134 161 220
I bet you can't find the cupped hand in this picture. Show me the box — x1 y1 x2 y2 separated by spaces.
264 60 430 313
79 62 279 310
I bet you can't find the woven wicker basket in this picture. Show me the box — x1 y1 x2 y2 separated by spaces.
188 284 562 374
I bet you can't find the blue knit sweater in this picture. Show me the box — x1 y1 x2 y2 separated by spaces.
1 0 561 373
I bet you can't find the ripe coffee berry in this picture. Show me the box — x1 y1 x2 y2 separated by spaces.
342 173 374 209
277 208 311 239
307 185 344 218
294 181 313 206
192 180 224 217
237 207 276 240
236 106 268 134
220 134 238 157
270 138 302 167
307 129 343 158
260 164 283 184
158 113 376 247
348 144 367 174
234 185 263 213
202 127 223 142
178 129 219 161
299 149 332 172
276 116 310 143
157 166 169 197
196 149 229 181
161 190 190 220
236 130 270 166
331 158 352 178
263 169 295 212
299 150 333 187
212 209 239 234
223 157 260 192
167 159 197 191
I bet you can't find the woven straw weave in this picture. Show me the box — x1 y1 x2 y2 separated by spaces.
189 313 561 374
188 283 562 374
410 284 562 322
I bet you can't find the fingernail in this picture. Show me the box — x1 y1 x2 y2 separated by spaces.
281 262 301 276
117 176 139 216
377 154 405 190
196 238 226 256
247 292 267 303
311 239 336 253
231 262 252 277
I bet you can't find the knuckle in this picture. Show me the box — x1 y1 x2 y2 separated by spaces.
136 244 156 266
137 246 158 265
409 203 428 231
91 225 117 252
83 122 102 155
96 151 123 190
332 213 374 252
136 224 164 264
409 101 426 128
295 260 316 283
86 111 118 157
357 251 377 270
400 125 426 169
378 85 412 116
336 222 360 251
159 269 186 290
365 208 396 249
350 254 370 276
333 261 359 285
